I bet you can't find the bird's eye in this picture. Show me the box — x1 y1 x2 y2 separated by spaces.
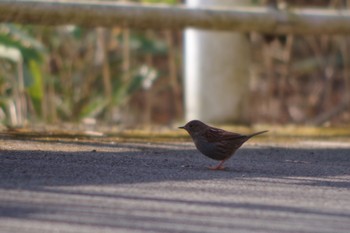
189 124 193 128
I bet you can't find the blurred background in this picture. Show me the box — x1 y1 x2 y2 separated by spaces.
0 0 349 130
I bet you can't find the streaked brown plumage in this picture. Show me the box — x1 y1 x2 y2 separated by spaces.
179 120 268 170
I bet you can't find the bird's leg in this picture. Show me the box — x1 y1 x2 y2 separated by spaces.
208 159 227 170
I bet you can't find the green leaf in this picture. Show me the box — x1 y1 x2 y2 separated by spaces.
26 60 44 114
0 24 46 62
80 97 109 119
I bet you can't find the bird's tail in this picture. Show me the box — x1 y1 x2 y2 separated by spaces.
247 130 268 138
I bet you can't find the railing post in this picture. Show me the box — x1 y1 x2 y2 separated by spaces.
184 0 251 123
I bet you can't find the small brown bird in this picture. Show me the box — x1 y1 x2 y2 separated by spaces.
179 120 268 170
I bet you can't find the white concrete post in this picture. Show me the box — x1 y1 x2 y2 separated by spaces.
184 0 251 123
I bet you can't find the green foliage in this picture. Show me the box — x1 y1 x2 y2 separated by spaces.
26 60 44 114
79 64 160 120
130 65 159 92
0 24 45 62
0 24 46 125
127 32 167 55
80 96 109 119
0 23 170 125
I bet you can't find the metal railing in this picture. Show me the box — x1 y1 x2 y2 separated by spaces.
1 0 350 34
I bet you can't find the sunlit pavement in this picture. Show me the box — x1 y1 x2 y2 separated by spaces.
1 138 349 233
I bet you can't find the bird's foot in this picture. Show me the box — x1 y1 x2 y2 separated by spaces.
208 160 227 170
208 165 225 170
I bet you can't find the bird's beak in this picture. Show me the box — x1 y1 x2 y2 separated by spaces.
178 126 185 129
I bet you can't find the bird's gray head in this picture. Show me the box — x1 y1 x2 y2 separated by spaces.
179 120 209 136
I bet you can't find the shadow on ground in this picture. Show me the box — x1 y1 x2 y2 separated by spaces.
1 138 349 233
1 141 349 188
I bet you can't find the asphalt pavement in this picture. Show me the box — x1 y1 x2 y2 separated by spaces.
0 137 349 233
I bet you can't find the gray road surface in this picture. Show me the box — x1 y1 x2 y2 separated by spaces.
0 137 349 233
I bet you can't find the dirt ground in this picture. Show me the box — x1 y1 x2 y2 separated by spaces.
0 134 349 233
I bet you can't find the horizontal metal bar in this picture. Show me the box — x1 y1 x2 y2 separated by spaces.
1 0 350 34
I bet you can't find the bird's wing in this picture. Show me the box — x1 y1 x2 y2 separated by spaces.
204 127 247 143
